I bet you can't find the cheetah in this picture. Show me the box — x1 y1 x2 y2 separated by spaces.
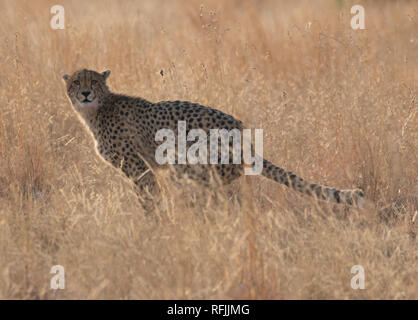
63 69 365 211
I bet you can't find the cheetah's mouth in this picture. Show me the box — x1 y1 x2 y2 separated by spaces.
75 97 98 109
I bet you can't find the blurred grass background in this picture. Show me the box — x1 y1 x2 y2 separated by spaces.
0 0 416 299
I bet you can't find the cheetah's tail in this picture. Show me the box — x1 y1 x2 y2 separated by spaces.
261 159 365 207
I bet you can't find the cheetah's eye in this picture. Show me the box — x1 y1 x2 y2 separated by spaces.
73 80 80 86
91 80 98 85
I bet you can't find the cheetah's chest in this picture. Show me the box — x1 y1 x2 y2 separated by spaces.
93 119 157 169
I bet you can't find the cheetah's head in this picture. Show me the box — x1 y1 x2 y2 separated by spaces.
63 69 111 111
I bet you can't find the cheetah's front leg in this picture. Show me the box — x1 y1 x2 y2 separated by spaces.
133 171 160 214
113 152 161 214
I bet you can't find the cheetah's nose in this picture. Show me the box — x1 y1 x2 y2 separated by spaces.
81 91 91 98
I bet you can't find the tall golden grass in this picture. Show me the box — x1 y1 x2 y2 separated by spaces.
0 0 416 299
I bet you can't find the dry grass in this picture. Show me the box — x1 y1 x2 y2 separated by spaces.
0 0 417 299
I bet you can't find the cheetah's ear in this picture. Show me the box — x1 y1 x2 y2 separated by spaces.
63 74 70 81
102 70 111 80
